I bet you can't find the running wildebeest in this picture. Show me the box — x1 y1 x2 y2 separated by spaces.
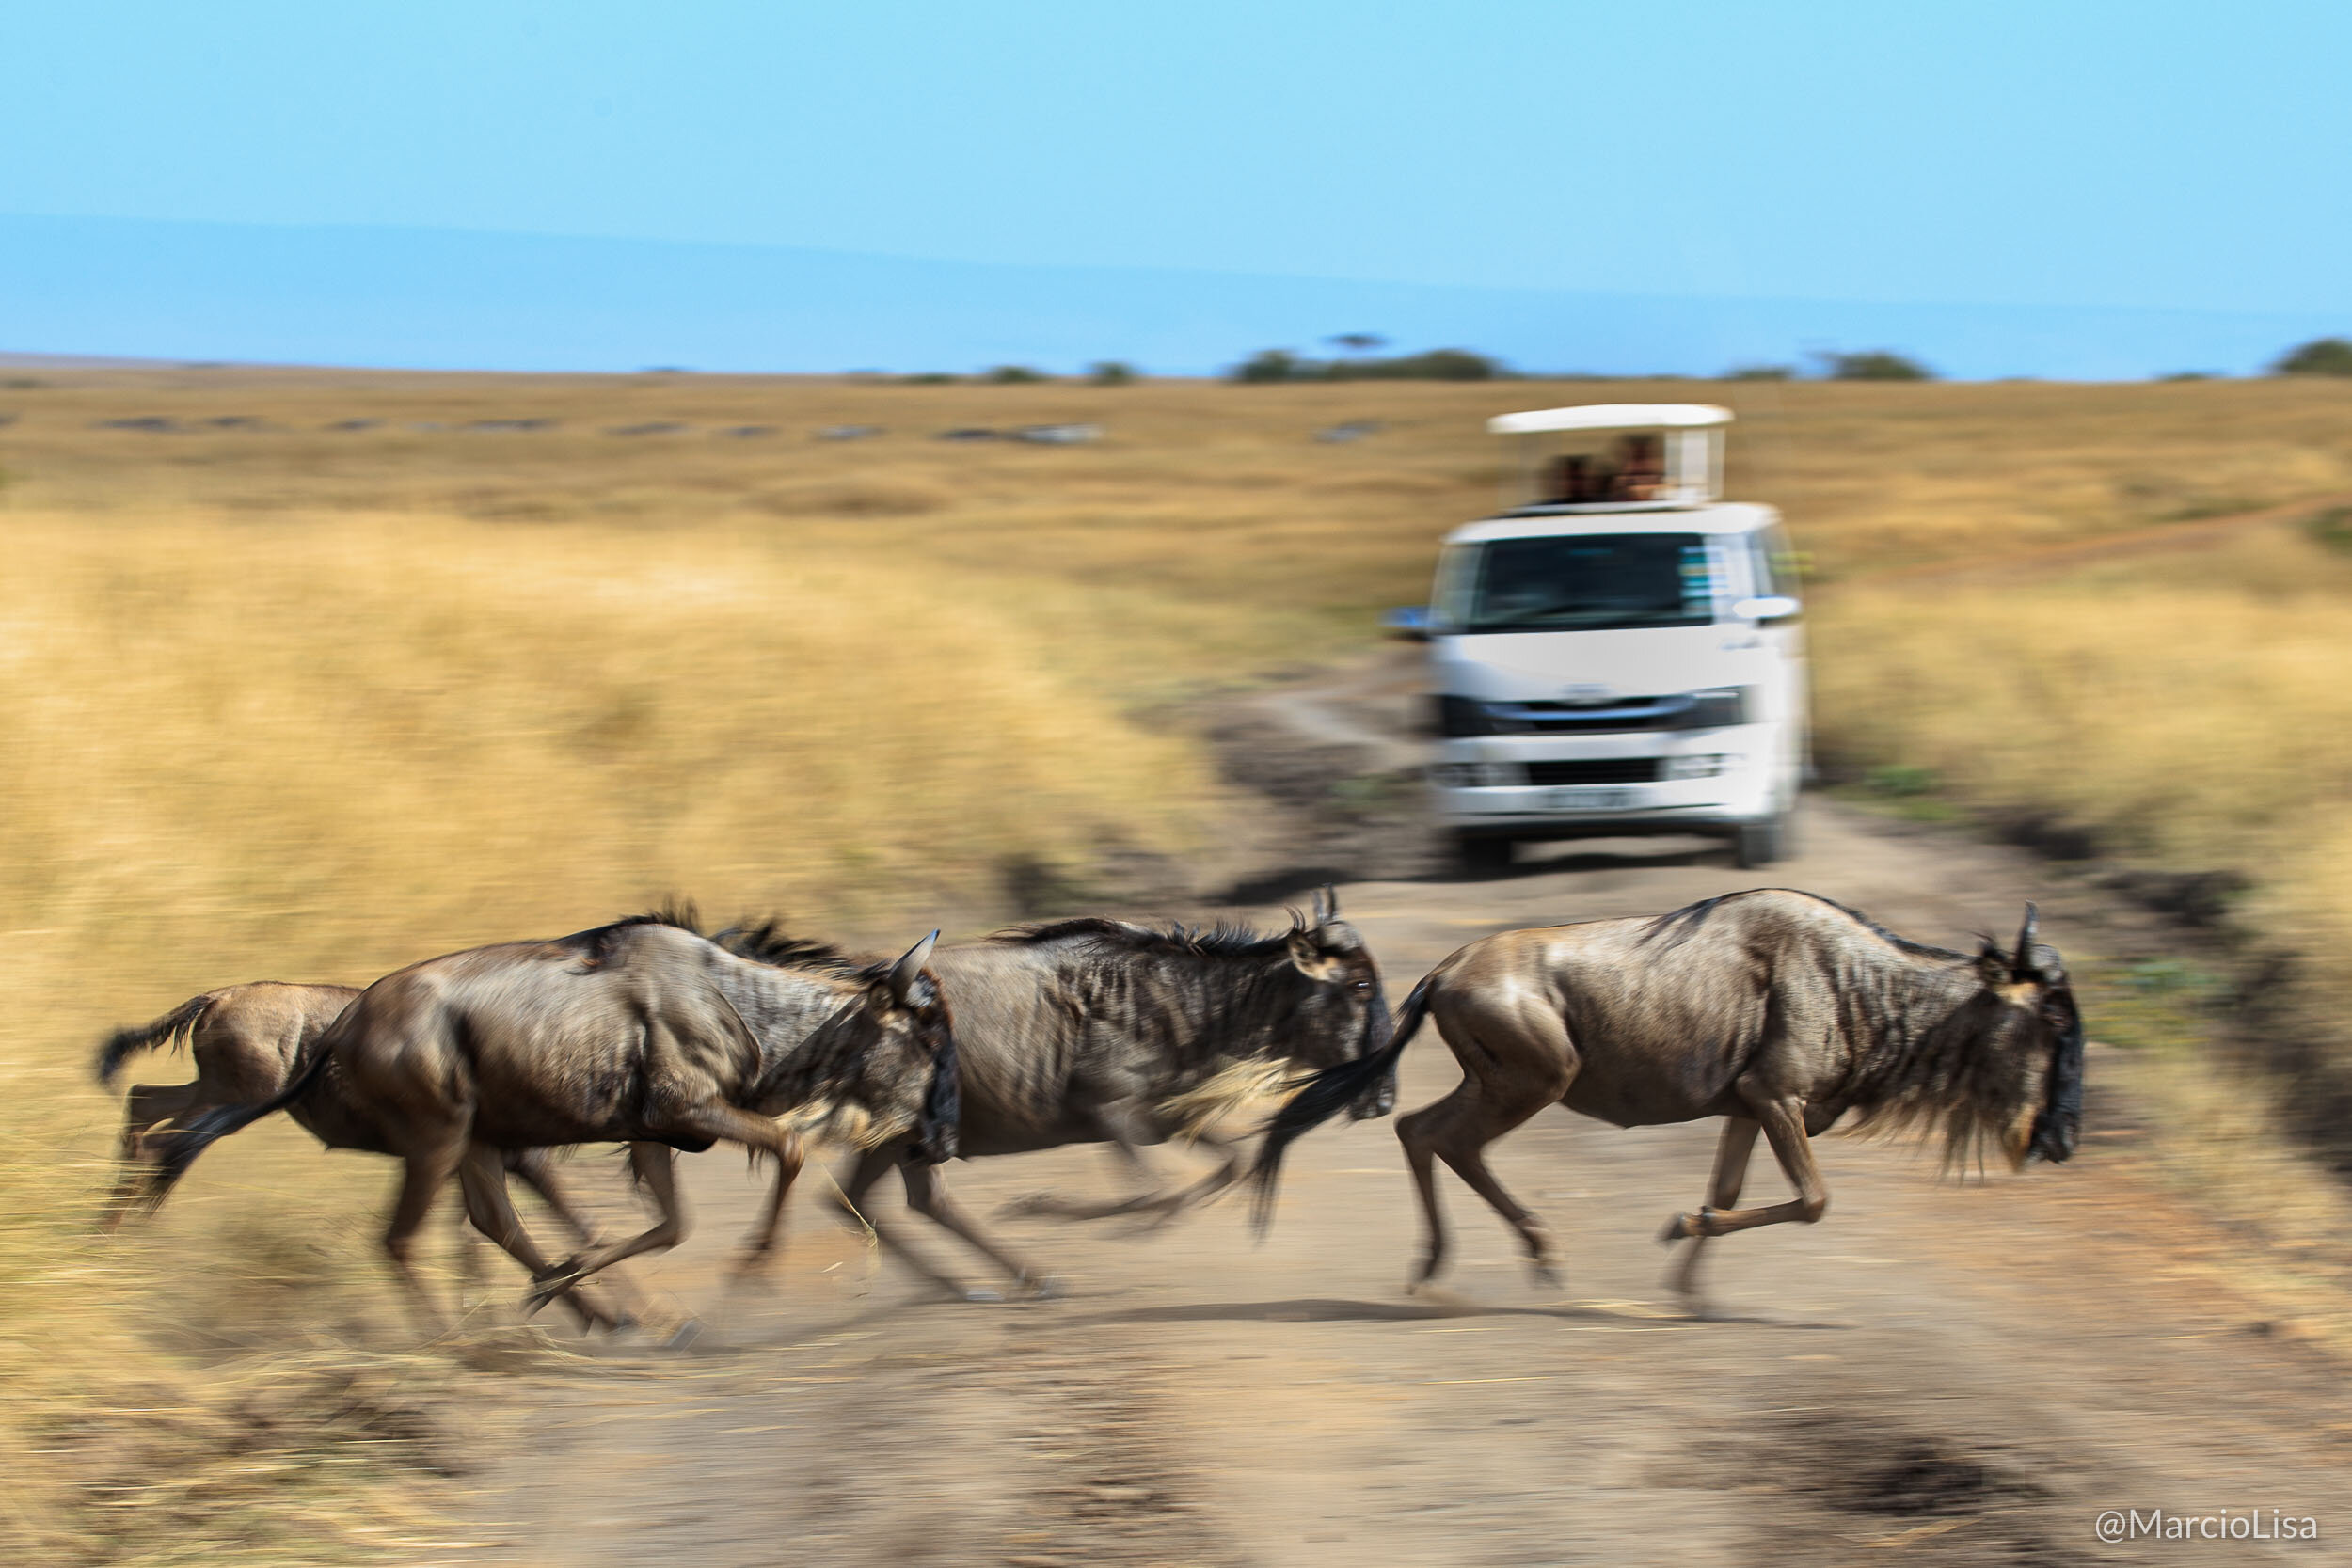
156 911 959 1329
1252 891 2084 1305
96 981 635 1328
722 888 1391 1300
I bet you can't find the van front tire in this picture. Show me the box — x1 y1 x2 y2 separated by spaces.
1455 834 1514 876
1732 814 1788 870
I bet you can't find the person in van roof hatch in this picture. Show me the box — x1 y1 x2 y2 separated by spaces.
1543 454 1596 505
1610 433 1666 500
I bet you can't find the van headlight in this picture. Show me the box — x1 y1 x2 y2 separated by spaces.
1664 754 1741 781
1683 688 1755 727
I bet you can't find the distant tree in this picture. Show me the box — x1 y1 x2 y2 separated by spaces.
985 364 1049 384
1231 348 1306 384
2156 370 2220 382
1815 349 1935 382
1721 363 1795 381
899 372 960 385
1333 348 1504 382
2272 337 2352 376
1088 360 1139 386
1327 332 1389 357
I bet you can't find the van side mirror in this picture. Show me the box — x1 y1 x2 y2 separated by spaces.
1382 606 1432 641
1732 594 1801 624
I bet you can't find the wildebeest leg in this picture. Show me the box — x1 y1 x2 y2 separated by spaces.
383 1134 469 1334
1661 1089 1827 1241
511 1147 654 1323
100 1081 203 1228
729 1132 810 1281
826 1145 975 1300
1016 1130 1248 1227
1666 1117 1760 1303
898 1160 1052 1295
526 1142 694 1313
1002 1100 1174 1219
454 1143 622 1332
510 1148 601 1248
1396 1062 1573 1287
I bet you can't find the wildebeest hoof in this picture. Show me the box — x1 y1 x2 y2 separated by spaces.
523 1259 584 1316
961 1287 1006 1304
725 1249 775 1286
1659 1212 1698 1244
1023 1275 1064 1301
1528 1259 1564 1290
995 1194 1050 1218
665 1318 703 1351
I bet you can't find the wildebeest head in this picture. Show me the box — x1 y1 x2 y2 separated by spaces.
801 932 960 1164
1282 886 1394 1119
1972 904 2084 1169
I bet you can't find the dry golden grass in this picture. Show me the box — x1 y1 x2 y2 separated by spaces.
6 365 2352 1556
1814 524 2352 1004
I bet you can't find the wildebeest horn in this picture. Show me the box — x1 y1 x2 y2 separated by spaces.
1313 884 1339 925
890 931 940 1006
2010 903 2040 981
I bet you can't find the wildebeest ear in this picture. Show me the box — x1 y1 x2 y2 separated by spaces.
889 931 940 1006
1974 940 2010 988
1285 926 1327 974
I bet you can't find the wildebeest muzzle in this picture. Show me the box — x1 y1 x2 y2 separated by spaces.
2026 994 2084 1164
915 1033 961 1164
1348 988 1396 1120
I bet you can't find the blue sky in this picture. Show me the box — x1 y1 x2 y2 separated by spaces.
5 2 2347 372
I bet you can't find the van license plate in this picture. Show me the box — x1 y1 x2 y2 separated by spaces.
1546 785 1638 812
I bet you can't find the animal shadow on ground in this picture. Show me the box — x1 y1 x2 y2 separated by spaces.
1082 1296 1853 1330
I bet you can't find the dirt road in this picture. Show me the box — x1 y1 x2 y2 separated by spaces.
444 665 2350 1568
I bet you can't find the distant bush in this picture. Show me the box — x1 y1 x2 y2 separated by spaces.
1816 349 1935 382
1089 360 1139 387
899 372 959 385
1231 349 1306 384
986 365 1049 385
2156 371 2221 382
1722 363 1795 381
2272 337 2352 377
1227 346 1505 383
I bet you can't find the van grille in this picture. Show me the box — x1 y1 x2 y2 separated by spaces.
1523 758 1662 786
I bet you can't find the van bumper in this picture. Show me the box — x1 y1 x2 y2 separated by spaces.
1429 725 1791 836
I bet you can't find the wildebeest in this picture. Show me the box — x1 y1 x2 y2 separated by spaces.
95 981 633 1328
723 888 1391 1300
156 911 958 1329
1253 890 2083 1304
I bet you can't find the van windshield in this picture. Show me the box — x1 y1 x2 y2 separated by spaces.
1439 532 1717 633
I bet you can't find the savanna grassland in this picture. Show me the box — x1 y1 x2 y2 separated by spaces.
5 365 2352 1560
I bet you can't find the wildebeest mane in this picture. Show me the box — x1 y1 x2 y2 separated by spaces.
989 915 1295 959
712 916 894 982
560 900 705 969
1639 889 1976 965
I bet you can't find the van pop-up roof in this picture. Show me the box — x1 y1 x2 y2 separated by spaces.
1487 403 1730 514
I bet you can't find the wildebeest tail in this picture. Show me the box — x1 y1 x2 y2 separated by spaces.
150 1045 336 1190
94 993 216 1086
1248 974 1434 1232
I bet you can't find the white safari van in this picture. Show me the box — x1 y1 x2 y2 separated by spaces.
1417 404 1805 871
